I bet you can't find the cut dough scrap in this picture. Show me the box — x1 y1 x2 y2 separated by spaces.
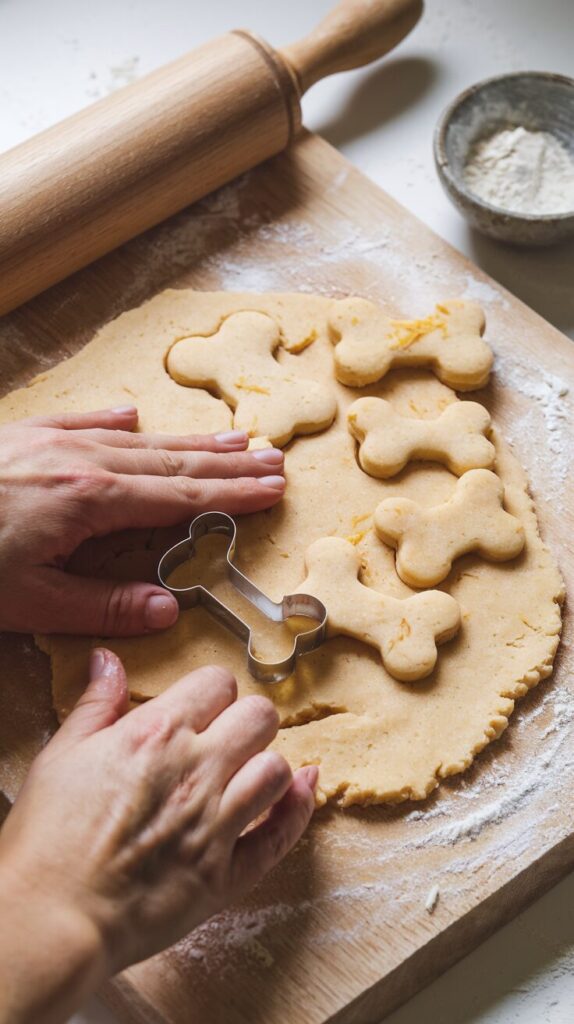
0 290 332 434
274 712 464 805
330 298 493 390
375 469 526 588
298 536 461 681
1 289 562 807
167 310 337 446
348 396 495 478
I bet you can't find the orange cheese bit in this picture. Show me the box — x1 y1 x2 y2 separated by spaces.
234 377 271 395
301 327 318 347
388 306 450 351
351 512 372 527
345 529 369 546
388 617 412 651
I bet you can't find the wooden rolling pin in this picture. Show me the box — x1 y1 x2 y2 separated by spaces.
0 0 423 316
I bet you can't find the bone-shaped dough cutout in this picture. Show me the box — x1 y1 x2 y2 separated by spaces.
167 311 337 447
347 396 495 478
329 298 493 390
299 537 461 681
375 469 525 588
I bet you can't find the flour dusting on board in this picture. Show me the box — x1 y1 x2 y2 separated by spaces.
117 168 515 318
460 273 510 308
410 690 574 848
496 353 571 504
195 182 510 315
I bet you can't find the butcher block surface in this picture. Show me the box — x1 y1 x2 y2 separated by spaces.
0 131 573 1024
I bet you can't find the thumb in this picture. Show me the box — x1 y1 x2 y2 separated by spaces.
34 568 179 637
55 648 129 747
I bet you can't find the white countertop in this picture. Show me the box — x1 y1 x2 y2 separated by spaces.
1 1 573 1022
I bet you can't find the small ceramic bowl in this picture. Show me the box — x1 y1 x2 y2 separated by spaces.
434 71 574 245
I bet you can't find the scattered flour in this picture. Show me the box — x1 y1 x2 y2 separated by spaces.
205 256 283 294
107 56 140 91
495 353 571 502
425 885 440 914
461 272 509 309
85 56 141 100
325 168 350 194
318 226 391 261
463 127 574 216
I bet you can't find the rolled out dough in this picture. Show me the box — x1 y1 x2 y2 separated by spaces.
0 290 563 806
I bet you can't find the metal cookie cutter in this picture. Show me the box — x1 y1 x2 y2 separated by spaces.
157 511 327 683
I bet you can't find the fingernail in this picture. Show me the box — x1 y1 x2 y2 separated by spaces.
111 405 137 415
253 448 284 464
215 430 248 444
303 765 319 791
145 594 179 630
260 475 286 489
90 647 107 679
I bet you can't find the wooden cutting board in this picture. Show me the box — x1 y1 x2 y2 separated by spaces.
1 130 573 1024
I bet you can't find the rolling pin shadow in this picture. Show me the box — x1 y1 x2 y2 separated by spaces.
0 0 423 316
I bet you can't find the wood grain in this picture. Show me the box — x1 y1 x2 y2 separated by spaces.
0 131 572 1023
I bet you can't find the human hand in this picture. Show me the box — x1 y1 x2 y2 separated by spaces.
0 650 317 1024
0 406 285 635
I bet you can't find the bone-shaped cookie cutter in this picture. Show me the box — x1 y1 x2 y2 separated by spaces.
157 511 327 683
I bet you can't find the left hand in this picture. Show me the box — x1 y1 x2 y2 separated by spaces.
0 406 285 636
0 651 317 1024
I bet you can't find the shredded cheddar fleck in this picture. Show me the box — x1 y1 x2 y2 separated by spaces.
345 529 369 546
351 512 371 527
398 618 412 640
389 618 412 651
388 308 449 351
234 377 270 395
283 327 317 354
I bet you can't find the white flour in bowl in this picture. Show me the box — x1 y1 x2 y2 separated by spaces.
463 126 574 215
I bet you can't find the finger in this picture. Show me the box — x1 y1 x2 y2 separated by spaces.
30 567 179 636
29 406 139 431
218 750 293 838
230 766 318 893
127 665 237 735
75 428 250 453
50 648 129 750
202 695 280 785
96 447 284 479
95 474 286 533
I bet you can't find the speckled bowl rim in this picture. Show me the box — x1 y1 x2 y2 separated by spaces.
434 70 574 223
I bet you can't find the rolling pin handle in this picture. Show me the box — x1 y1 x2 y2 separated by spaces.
280 0 424 95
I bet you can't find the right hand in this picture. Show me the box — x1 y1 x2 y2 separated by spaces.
0 651 317 1024
0 407 285 637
